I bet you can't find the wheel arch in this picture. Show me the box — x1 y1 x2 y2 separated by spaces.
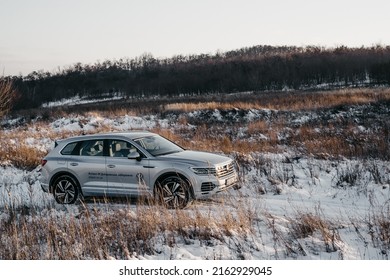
154 171 195 199
49 171 81 194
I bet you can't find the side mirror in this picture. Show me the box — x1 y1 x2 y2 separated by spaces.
128 151 141 161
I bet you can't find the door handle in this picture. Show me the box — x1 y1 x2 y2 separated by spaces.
70 162 78 166
107 164 116 168
143 166 155 168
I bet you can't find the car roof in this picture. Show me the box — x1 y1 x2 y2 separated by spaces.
57 131 157 144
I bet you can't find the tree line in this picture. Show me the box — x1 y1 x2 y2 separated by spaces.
6 45 390 110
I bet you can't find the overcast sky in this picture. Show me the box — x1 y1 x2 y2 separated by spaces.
1 0 390 76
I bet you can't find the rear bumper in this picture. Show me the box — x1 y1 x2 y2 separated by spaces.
39 167 51 193
40 182 50 193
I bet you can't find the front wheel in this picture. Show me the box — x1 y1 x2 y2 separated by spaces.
155 176 191 209
53 175 80 204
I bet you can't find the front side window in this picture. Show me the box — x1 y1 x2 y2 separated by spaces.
109 139 140 158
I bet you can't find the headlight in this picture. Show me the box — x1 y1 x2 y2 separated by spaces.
190 167 217 176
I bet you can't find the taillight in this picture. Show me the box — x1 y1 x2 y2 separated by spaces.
41 159 47 166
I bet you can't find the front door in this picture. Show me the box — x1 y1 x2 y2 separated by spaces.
105 139 151 196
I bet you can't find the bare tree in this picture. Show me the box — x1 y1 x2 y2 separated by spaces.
0 77 16 118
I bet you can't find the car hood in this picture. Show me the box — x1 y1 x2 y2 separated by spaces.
158 150 232 166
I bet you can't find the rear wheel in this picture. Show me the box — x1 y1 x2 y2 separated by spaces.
53 175 80 204
155 176 191 209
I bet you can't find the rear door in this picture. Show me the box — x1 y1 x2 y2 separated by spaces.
67 139 107 196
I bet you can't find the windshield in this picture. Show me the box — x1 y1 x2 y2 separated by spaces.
134 135 184 156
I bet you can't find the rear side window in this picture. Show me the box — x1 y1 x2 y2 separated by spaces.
60 140 104 156
61 142 78 155
79 140 104 156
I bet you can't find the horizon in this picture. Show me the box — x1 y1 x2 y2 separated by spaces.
5 43 390 77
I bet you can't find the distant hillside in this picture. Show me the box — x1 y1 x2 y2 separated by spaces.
7 45 390 110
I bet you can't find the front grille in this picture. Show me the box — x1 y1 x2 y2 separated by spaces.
216 162 235 178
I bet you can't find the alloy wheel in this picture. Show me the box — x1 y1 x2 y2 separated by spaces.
156 176 190 209
53 175 79 204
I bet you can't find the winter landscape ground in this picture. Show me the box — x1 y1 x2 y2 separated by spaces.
1 87 390 260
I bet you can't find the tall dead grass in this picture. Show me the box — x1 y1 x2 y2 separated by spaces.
0 198 255 259
0 124 77 170
0 78 17 119
163 88 390 112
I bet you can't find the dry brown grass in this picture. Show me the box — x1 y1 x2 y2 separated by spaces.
0 199 255 259
2 87 390 170
0 143 46 170
288 211 341 254
367 205 390 251
163 88 390 112
0 78 17 119
288 122 390 160
247 120 269 134
0 124 78 169
153 118 389 161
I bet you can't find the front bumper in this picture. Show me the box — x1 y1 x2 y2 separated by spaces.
194 173 240 198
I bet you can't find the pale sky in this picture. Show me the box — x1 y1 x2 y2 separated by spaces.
1 0 390 76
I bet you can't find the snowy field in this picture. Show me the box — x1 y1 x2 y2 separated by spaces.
1 154 390 260
1 97 390 260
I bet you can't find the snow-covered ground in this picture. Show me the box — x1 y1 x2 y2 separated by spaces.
1 108 390 260
41 93 125 108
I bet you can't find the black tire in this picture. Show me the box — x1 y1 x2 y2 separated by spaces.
53 175 80 204
155 176 191 209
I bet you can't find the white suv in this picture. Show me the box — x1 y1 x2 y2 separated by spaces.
40 131 240 208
